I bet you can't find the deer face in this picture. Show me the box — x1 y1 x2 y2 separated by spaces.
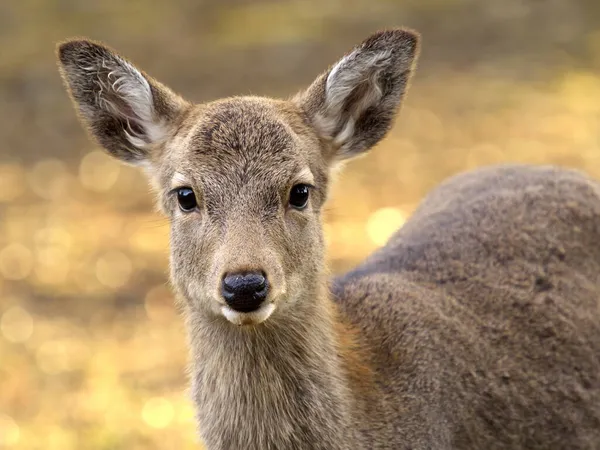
160 98 329 325
57 30 419 325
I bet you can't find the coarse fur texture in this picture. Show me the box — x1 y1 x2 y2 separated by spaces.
57 29 600 449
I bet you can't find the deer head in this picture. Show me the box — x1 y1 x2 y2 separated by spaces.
57 30 420 326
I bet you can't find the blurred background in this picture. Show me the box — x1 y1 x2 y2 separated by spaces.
1 0 600 448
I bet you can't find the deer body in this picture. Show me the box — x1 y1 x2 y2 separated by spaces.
57 30 600 449
334 164 600 449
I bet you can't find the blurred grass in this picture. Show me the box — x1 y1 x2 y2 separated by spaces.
1 0 600 449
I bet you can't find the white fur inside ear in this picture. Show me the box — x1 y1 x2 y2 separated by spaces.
86 57 167 148
314 48 392 149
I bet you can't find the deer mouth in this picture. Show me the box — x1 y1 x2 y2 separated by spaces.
221 302 276 326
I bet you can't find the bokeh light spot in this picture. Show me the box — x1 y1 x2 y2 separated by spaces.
0 414 20 446
142 397 175 429
36 340 90 374
34 227 72 252
36 340 68 374
34 250 70 285
176 401 196 425
1 306 33 343
560 72 600 115
34 227 72 285
129 221 169 254
0 243 33 280
95 251 133 288
27 158 69 200
366 207 407 247
46 426 77 450
79 150 121 192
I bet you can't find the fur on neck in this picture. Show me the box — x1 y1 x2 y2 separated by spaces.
184 286 373 449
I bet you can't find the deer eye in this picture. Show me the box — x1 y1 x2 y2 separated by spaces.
176 187 197 212
288 184 310 210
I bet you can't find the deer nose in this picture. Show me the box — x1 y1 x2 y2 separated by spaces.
221 272 269 312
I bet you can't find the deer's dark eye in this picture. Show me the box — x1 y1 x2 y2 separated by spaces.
289 184 310 210
176 187 197 212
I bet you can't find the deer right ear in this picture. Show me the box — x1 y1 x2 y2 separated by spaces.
57 39 190 165
294 29 419 162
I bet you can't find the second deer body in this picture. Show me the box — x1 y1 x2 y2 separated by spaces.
58 29 600 449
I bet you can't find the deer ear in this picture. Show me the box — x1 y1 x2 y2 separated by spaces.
294 29 419 161
57 39 189 165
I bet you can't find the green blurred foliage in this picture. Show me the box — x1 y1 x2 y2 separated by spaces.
1 0 600 448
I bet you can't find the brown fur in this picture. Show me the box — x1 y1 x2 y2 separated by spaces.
331 300 377 400
56 29 600 449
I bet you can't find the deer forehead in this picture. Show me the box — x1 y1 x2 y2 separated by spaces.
165 98 320 191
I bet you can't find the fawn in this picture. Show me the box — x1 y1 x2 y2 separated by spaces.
57 29 600 449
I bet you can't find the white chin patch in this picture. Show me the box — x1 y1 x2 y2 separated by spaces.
221 303 276 326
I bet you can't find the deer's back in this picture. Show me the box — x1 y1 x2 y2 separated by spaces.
333 164 600 449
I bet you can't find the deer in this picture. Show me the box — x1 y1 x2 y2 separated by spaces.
56 29 600 449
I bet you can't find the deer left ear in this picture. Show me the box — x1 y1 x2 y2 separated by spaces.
294 29 420 161
57 39 190 165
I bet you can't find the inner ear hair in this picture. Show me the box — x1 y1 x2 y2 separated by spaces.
57 38 189 164
296 29 420 161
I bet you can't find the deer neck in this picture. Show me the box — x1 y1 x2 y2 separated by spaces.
185 285 366 449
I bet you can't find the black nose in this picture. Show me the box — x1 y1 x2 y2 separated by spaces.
221 272 269 312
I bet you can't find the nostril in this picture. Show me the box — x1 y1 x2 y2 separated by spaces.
221 271 270 312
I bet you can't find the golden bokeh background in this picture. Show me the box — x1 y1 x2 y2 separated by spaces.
2 1 600 449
